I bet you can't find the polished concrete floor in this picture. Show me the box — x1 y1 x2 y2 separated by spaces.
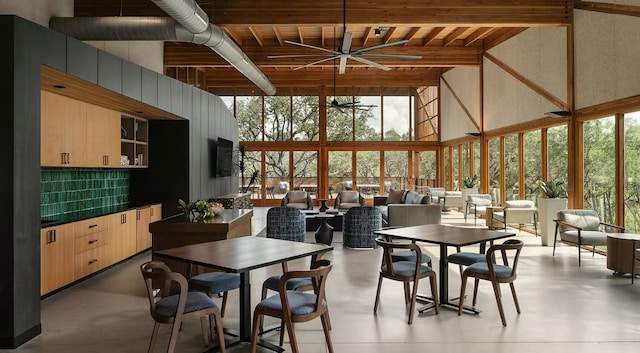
6 208 640 353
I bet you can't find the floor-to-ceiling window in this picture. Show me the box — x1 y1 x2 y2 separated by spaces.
524 130 542 202
488 138 500 204
384 151 408 192
504 134 519 201
624 111 640 232
356 151 381 198
583 116 616 224
328 151 352 195
293 150 318 198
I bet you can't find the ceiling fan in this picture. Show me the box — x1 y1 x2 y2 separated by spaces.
267 0 421 74
326 56 377 113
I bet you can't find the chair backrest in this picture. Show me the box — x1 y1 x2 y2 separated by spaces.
504 200 536 223
343 206 382 248
375 237 423 279
338 191 361 204
266 207 306 241
278 259 333 317
468 194 492 204
556 209 601 232
140 261 189 322
485 239 524 279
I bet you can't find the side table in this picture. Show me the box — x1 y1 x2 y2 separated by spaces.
317 198 329 212
485 206 504 229
313 214 335 245
606 233 640 283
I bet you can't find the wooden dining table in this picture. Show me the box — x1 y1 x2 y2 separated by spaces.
153 236 332 351
375 224 515 314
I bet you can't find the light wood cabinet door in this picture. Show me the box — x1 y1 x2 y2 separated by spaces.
150 204 162 223
74 241 109 279
108 210 137 263
86 104 121 167
41 91 87 166
41 224 75 295
136 207 152 252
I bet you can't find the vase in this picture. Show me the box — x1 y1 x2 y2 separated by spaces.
538 197 567 246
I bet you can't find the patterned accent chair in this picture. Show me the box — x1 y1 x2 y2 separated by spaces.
334 190 365 211
281 190 313 210
266 207 306 242
343 206 382 249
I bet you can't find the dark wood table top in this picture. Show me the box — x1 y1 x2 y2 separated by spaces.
375 223 515 247
153 236 333 273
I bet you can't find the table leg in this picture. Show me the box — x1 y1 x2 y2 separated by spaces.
632 240 636 284
238 272 251 341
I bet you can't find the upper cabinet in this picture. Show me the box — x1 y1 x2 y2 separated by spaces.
41 90 87 167
41 90 148 168
120 115 148 167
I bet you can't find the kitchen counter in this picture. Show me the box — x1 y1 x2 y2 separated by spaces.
40 202 164 228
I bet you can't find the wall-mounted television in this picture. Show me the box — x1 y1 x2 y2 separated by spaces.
210 137 234 177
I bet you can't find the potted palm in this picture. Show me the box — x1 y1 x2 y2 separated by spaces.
461 175 479 205
537 180 568 246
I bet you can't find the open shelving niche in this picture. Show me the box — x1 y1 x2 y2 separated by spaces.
120 115 148 168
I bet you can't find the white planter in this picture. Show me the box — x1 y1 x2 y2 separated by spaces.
538 198 568 246
461 188 478 203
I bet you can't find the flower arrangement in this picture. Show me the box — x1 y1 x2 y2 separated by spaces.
178 199 224 222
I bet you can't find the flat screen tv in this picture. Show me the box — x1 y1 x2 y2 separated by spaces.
210 137 234 177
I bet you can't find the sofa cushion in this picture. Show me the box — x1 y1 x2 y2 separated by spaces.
386 189 405 205
469 196 492 206
404 191 428 204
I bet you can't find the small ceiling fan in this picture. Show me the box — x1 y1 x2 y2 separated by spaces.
268 0 421 73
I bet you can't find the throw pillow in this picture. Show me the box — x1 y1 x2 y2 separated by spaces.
386 189 405 205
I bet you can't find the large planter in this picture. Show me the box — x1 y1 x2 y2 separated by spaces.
538 197 568 246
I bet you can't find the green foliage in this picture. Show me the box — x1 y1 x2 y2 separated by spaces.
463 175 479 188
538 180 567 199
177 199 215 222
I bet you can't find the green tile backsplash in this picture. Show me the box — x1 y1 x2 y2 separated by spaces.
41 168 129 217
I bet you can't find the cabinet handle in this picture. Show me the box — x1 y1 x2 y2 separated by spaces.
52 229 56 243
121 214 126 224
88 239 98 244
47 230 55 244
88 224 98 228
61 152 69 165
65 153 70 164
88 259 98 265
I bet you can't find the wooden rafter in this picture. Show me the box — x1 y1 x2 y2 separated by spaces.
383 27 397 44
248 27 264 47
444 27 469 46
424 27 445 46
440 76 481 132
404 27 421 44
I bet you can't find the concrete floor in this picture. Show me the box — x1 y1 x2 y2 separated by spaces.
6 208 640 353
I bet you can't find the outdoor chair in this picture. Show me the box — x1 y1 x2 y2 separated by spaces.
140 261 226 353
554 209 624 266
374 237 439 324
280 191 313 210
250 260 334 353
457 239 524 326
492 200 538 234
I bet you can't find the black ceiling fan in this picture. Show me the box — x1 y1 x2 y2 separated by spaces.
268 0 421 73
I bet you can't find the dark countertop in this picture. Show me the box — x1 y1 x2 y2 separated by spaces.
40 202 163 228
156 209 253 225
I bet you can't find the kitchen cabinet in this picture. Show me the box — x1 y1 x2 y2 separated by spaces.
107 210 137 263
41 223 75 295
86 104 121 167
136 204 162 253
120 115 148 167
41 90 87 167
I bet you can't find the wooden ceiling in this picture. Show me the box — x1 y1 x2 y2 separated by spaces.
74 0 571 94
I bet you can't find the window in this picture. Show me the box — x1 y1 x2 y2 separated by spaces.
356 151 380 198
264 96 291 141
624 111 640 232
383 95 410 141
384 151 408 192
328 151 352 194
236 96 263 141
583 117 616 224
524 130 541 201
504 135 519 201
489 138 500 203
292 96 319 141
293 151 318 198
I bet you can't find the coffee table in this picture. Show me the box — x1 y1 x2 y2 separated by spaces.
607 233 640 283
304 210 343 231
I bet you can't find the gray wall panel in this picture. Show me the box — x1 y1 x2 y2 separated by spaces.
121 61 141 100
170 79 183 116
141 68 158 106
66 37 97 84
97 50 122 94
157 74 171 112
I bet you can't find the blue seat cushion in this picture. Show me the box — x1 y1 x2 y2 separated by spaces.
156 292 217 318
447 252 486 266
257 291 320 316
464 262 513 278
391 250 431 264
190 272 240 293
383 261 432 277
263 275 313 292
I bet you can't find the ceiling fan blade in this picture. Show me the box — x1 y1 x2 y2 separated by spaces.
341 32 352 54
350 56 391 71
284 40 339 55
351 40 409 54
293 56 339 70
268 54 336 59
359 53 422 60
339 56 348 74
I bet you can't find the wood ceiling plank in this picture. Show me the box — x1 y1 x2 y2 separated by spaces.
575 1 640 17
383 27 397 44
273 27 284 46
423 27 446 46
222 26 243 46
362 27 374 47
443 27 469 46
404 27 421 45
248 27 264 47
464 27 494 46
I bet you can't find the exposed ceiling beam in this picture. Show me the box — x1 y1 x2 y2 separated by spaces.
404 27 421 45
443 27 469 46
273 26 284 46
464 27 493 46
423 27 445 46
362 27 374 47
248 26 264 47
575 1 640 17
383 27 397 44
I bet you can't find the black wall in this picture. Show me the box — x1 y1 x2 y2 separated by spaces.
0 15 238 347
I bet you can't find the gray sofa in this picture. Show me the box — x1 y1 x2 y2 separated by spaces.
375 190 442 226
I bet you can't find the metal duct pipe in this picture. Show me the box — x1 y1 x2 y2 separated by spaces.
151 0 209 34
49 18 276 95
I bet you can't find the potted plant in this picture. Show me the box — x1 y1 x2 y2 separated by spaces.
461 175 480 206
537 180 568 246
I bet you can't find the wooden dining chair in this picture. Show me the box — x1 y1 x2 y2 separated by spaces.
140 261 226 353
374 237 439 324
250 260 334 353
457 239 524 326
189 267 240 317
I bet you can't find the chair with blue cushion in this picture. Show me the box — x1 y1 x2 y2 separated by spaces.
374 237 439 324
140 261 226 353
189 269 240 317
457 239 524 326
250 260 334 353
343 206 383 249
